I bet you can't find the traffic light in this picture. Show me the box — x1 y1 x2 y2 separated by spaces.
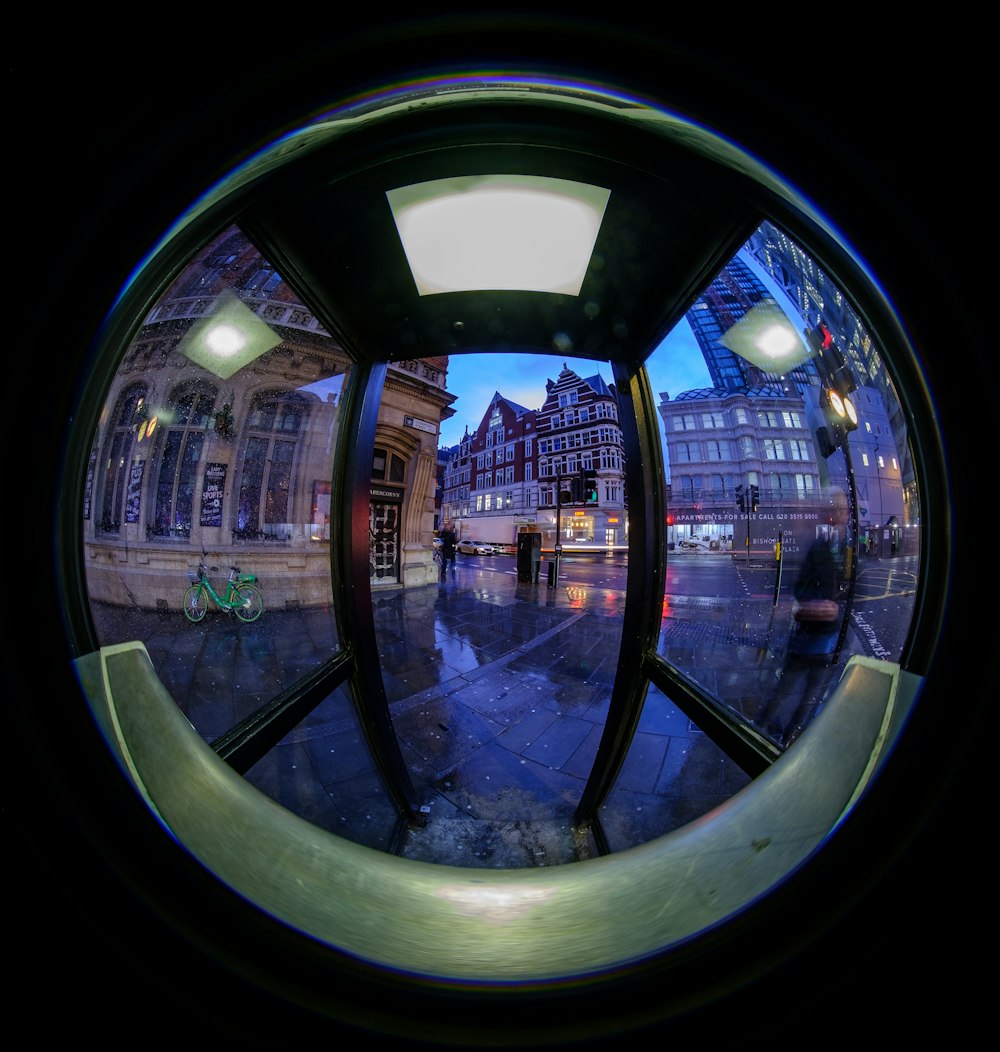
818 384 859 457
806 319 859 457
735 484 745 513
583 469 598 503
749 484 759 513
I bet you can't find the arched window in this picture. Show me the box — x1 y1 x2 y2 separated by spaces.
236 389 306 541
98 383 148 534
150 382 218 538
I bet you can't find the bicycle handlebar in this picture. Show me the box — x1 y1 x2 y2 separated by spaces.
195 560 243 574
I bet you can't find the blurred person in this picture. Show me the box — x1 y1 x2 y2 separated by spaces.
439 521 457 577
761 488 850 746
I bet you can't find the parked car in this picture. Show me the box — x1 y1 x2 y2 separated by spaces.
457 539 495 555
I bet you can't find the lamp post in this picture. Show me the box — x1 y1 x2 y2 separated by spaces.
874 440 883 555
551 463 564 587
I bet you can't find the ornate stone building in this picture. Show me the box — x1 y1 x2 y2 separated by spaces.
440 363 628 551
83 225 454 610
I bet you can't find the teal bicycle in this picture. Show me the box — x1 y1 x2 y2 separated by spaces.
184 557 263 623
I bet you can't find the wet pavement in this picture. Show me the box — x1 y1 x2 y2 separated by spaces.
87 554 862 869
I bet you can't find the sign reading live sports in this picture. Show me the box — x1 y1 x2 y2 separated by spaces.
200 463 227 527
125 460 145 523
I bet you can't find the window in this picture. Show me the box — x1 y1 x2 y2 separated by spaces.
236 390 306 540
763 439 785 460
243 264 284 298
151 383 218 538
706 439 727 461
98 383 148 534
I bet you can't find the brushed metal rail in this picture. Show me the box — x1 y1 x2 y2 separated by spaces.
74 641 920 984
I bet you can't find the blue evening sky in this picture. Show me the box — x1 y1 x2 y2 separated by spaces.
436 250 800 450
436 325 707 450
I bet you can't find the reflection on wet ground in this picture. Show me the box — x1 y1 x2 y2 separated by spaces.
87 560 861 867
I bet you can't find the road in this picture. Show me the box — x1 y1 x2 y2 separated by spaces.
467 550 918 666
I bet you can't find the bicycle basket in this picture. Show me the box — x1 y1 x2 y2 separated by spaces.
237 572 257 583
187 571 201 583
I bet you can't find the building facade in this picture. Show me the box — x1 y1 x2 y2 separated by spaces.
84 225 455 609
666 244 909 554
743 221 918 526
659 385 825 557
440 364 628 551
686 254 824 392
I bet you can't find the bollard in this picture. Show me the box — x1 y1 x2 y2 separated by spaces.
547 561 557 588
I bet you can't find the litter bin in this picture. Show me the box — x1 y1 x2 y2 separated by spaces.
517 532 541 582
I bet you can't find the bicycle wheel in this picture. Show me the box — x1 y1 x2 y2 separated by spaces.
183 583 208 622
232 584 264 622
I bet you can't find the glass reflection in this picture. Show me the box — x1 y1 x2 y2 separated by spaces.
243 685 399 854
647 219 918 749
81 211 924 866
83 226 345 733
599 682 752 852
380 353 628 862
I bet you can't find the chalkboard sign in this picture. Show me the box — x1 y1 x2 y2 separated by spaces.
200 462 227 527
125 460 144 523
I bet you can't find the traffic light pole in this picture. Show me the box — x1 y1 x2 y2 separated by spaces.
550 465 595 587
551 466 562 588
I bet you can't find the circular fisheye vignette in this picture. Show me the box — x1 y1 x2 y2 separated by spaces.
70 69 939 997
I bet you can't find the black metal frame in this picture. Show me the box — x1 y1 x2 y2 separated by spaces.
54 80 945 860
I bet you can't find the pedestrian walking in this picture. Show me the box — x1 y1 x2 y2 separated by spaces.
759 488 850 746
440 522 457 576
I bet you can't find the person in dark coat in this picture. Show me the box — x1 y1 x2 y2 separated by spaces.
439 522 457 576
761 489 850 746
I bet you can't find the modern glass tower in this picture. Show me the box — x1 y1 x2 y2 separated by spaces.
684 254 823 392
